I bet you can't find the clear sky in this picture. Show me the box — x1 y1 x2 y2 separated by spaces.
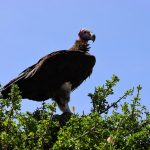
0 0 150 114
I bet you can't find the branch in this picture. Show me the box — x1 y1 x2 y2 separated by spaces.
100 92 129 114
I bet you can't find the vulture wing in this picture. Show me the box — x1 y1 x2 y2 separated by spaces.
1 50 96 101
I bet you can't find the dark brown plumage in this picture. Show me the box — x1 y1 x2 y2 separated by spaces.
1 29 96 113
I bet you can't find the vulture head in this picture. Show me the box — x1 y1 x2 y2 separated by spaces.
78 28 96 43
69 28 96 52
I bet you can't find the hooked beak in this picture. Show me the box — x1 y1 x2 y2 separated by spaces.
90 33 96 42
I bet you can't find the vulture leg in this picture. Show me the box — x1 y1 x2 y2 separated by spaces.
0 92 2 98
53 82 72 113
57 100 71 113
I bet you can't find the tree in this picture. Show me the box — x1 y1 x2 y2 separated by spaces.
0 75 150 150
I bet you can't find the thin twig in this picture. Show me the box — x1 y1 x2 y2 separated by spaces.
69 124 102 148
100 93 128 114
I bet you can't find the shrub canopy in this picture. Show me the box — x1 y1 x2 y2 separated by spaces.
0 75 150 150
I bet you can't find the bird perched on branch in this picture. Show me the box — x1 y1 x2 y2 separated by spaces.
1 28 96 113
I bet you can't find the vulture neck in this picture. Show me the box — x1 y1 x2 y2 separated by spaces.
69 39 90 52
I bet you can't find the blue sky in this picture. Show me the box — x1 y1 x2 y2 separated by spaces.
0 0 150 114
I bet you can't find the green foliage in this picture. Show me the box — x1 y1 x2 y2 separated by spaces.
0 76 150 150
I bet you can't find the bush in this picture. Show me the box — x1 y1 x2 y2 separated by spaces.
0 75 150 150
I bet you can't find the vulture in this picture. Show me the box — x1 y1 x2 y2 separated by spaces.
0 29 96 113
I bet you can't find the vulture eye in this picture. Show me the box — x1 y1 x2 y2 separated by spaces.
83 31 87 34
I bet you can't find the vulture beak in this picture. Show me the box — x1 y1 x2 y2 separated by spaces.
90 33 96 42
